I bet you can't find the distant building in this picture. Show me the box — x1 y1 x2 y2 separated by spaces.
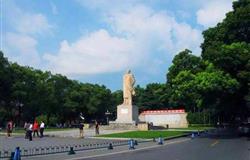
139 109 188 128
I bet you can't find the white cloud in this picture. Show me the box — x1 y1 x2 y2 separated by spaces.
5 32 41 67
3 1 52 68
5 1 52 35
107 5 202 54
16 14 52 35
44 29 138 75
196 0 233 28
45 5 203 75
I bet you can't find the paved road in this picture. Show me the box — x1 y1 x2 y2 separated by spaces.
22 137 188 160
84 137 249 160
2 129 250 160
83 129 250 160
22 135 250 160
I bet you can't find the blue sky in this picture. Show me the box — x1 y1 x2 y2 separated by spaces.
1 0 233 91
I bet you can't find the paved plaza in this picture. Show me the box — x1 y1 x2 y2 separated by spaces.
0 128 134 150
0 136 123 151
44 128 134 138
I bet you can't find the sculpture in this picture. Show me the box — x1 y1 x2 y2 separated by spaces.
113 69 138 124
123 70 136 105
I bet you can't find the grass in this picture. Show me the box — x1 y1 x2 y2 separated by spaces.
187 126 214 130
98 131 188 139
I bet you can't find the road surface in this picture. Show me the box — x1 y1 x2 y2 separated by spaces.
7 128 250 160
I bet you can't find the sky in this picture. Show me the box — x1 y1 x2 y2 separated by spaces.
1 0 234 91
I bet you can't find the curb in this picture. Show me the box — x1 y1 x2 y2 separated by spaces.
163 133 191 141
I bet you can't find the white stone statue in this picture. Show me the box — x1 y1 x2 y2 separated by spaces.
123 70 136 105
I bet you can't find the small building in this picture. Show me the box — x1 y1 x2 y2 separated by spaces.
139 109 188 128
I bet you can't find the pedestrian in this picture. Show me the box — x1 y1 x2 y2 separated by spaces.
79 122 84 138
6 121 13 137
33 120 39 137
24 122 29 139
28 123 33 141
40 121 45 138
95 120 99 135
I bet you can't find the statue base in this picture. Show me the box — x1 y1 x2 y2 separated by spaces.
115 104 138 124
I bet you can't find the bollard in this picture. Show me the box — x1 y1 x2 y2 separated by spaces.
68 147 75 155
108 143 113 150
13 147 21 160
10 152 15 160
191 133 195 139
128 139 135 149
158 137 163 145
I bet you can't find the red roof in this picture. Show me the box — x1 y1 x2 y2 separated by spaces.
140 109 185 115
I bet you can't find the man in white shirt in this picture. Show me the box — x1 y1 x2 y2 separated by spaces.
28 123 33 141
40 121 45 138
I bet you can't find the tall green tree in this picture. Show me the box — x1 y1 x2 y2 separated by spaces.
167 49 203 85
0 51 12 125
169 62 239 120
201 0 250 118
201 0 250 56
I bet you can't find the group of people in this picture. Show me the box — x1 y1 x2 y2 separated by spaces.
6 120 45 141
24 120 45 141
79 120 99 138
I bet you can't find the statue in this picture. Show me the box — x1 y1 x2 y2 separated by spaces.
113 69 138 124
123 70 136 105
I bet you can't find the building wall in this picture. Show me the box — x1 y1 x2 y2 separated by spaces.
139 113 188 128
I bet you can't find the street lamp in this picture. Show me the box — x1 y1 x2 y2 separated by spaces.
105 110 111 125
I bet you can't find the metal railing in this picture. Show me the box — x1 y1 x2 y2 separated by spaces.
0 140 130 159
0 133 193 159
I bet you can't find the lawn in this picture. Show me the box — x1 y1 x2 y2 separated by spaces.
186 126 214 131
98 130 188 139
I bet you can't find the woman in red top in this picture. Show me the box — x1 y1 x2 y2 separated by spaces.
33 120 39 137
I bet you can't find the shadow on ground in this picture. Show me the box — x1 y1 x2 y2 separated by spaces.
200 128 250 140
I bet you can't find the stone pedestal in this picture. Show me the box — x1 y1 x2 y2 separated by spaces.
115 104 138 124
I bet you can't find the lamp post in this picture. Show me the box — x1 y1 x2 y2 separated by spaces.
105 110 111 125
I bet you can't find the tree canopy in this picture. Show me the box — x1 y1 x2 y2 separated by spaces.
201 0 250 119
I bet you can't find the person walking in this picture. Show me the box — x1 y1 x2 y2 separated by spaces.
6 121 13 137
95 120 99 135
33 120 39 137
24 122 29 139
28 123 33 141
79 123 84 138
40 121 45 138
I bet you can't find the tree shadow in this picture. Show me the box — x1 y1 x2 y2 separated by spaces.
198 128 249 140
